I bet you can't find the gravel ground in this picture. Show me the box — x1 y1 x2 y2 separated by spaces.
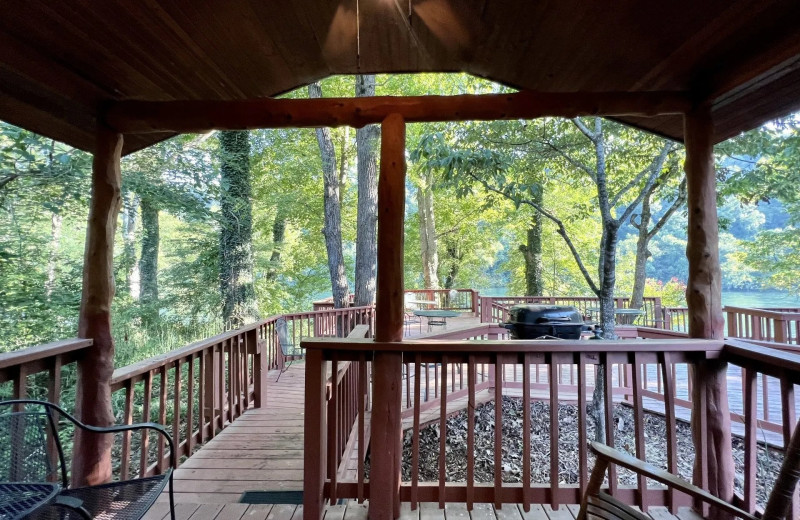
389 396 783 508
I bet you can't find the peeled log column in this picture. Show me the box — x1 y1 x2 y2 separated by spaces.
370 113 405 520
73 128 123 486
684 107 734 518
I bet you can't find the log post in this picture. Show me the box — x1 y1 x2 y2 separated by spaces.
73 127 123 486
370 113 405 520
684 106 734 519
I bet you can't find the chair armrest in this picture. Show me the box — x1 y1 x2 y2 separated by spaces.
589 442 756 520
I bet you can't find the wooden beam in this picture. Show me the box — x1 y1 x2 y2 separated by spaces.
105 91 691 134
684 106 734 517
73 127 123 486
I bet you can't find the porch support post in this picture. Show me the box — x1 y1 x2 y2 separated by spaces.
684 106 734 518
370 113 405 520
73 127 123 486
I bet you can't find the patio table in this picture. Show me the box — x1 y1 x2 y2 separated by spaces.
0 482 60 520
413 309 460 331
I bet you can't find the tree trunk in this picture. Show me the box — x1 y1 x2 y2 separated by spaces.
44 211 63 300
266 208 286 282
417 171 439 289
309 82 350 309
219 130 258 327
120 193 140 298
629 198 651 311
354 74 379 307
442 238 462 289
73 128 122 486
139 196 159 321
520 211 543 296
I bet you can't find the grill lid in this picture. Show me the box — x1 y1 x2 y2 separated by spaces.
507 304 583 325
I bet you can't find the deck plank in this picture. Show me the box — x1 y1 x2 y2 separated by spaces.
244 504 275 520
542 505 572 520
444 503 470 520
188 504 224 520
323 504 346 520
517 504 549 520
269 505 298 520
494 504 523 520
420 502 446 520
647 506 678 520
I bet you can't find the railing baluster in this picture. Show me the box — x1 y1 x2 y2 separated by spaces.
199 350 207 443
780 376 798 520
743 367 757 514
120 379 134 481
494 356 503 510
439 356 448 509
522 353 532 511
187 353 195 455
659 352 679 514
466 355 475 511
158 364 167 473
46 355 62 473
358 354 367 504
578 354 588 492
140 371 152 478
173 360 182 460
217 343 225 431
328 355 338 504
604 354 617 495
631 353 647 510
411 355 421 510
549 356 559 509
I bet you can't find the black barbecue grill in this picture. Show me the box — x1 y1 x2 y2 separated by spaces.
502 304 590 340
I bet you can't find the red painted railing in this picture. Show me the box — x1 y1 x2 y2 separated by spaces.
725 306 800 345
303 334 726 517
479 296 663 328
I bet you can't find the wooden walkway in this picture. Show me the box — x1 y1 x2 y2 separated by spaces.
144 500 698 520
167 363 306 505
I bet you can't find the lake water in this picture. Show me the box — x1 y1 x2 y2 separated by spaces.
476 288 800 309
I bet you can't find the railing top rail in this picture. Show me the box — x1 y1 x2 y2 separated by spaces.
282 304 375 319
0 338 93 370
724 338 800 382
110 320 264 384
724 305 800 319
300 337 723 354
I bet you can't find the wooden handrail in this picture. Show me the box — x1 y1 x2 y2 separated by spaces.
724 306 800 320
723 339 800 382
0 338 92 371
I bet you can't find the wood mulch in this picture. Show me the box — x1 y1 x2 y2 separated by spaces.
397 396 783 508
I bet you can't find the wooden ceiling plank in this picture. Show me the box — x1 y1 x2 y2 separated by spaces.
0 31 111 109
106 90 690 134
630 0 773 91
0 93 95 153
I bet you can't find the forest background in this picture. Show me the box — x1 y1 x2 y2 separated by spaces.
2 73 799 364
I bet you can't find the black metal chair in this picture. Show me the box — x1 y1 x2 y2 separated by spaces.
0 400 175 520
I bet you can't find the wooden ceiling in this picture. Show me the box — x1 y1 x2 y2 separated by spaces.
1 0 800 155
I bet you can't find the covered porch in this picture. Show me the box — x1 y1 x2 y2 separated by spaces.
3 2 800 519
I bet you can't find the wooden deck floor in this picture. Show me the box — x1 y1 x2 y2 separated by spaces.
144 500 699 520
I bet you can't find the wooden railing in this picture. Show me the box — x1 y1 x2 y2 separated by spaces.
303 335 723 518
404 289 479 314
109 323 267 477
662 306 689 332
725 306 800 345
479 296 663 327
0 338 92 404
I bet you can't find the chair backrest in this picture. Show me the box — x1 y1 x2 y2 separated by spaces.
275 317 292 356
0 403 64 485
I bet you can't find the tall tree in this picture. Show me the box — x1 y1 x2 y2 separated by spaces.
628 153 686 310
139 196 159 321
308 82 350 309
218 130 258 326
354 75 380 306
417 169 440 289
